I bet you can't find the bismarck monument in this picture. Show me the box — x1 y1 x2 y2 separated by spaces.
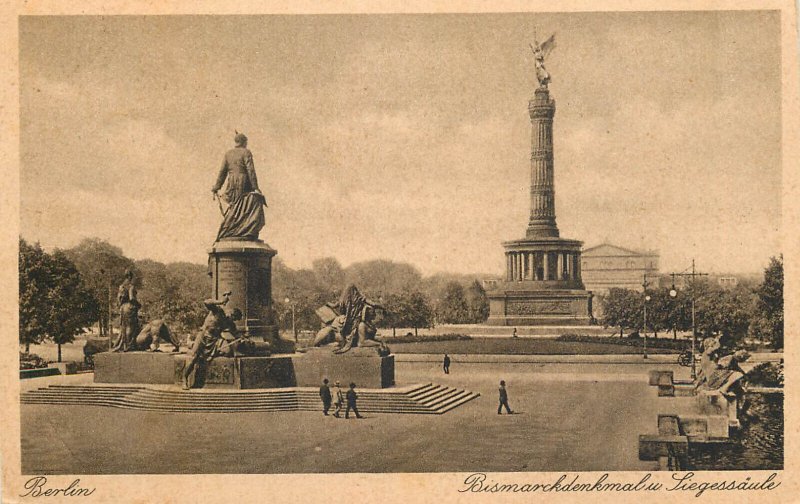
208 132 290 352
486 35 593 326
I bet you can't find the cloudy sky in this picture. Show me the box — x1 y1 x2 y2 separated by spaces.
19 11 781 276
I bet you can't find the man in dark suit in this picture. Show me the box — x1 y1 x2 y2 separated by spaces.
319 378 332 416
498 380 513 414
443 354 451 374
345 382 363 419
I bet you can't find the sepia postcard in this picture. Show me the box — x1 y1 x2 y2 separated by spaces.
1 1 798 503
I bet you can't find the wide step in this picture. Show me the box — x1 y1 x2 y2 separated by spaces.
21 384 479 414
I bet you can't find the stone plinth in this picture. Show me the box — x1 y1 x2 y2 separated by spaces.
94 351 180 384
94 352 296 389
209 239 293 352
485 86 594 326
293 347 395 389
174 355 296 389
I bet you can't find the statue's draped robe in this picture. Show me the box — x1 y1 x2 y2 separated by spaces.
213 147 266 241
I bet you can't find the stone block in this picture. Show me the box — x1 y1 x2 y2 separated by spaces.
658 415 681 436
638 434 688 461
93 352 121 383
48 362 78 375
94 351 181 384
705 415 730 438
293 347 395 388
649 370 673 386
678 416 709 437
696 391 728 415
657 385 675 397
674 384 696 397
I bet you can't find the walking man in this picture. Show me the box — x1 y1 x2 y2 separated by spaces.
319 378 332 416
498 380 513 414
345 382 363 419
512 327 518 338
443 353 451 374
333 381 344 418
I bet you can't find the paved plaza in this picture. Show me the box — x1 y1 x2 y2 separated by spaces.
20 361 691 474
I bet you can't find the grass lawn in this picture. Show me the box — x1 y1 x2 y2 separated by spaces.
388 337 679 355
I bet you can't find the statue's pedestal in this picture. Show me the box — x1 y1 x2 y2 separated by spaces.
94 351 181 384
487 237 593 326
208 239 294 353
293 347 395 389
94 352 296 389
93 349 395 389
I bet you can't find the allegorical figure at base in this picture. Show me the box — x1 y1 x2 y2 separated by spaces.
182 293 244 389
212 132 267 241
311 284 389 355
112 269 140 352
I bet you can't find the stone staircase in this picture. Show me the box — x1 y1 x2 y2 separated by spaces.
20 383 479 415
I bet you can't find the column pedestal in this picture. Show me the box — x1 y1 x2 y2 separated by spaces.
208 239 295 352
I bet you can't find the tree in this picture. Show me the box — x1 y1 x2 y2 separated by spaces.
753 255 783 349
64 238 136 335
464 280 490 323
345 260 422 297
437 282 470 324
135 260 208 337
381 291 434 336
312 257 345 292
405 291 434 335
19 239 49 352
19 239 97 360
45 250 98 361
601 288 642 337
691 281 755 348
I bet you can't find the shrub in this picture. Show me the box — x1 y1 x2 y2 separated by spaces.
19 351 49 370
746 362 784 388
381 333 472 344
557 333 690 350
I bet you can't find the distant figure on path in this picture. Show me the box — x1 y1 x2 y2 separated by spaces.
333 381 344 418
512 328 518 338
498 380 513 414
345 382 363 419
443 354 451 374
319 378 332 416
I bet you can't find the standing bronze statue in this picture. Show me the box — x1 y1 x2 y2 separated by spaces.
529 32 556 88
212 132 267 241
112 269 140 352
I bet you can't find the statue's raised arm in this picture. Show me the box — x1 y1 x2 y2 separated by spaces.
530 33 556 88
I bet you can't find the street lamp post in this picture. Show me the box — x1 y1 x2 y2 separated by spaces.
668 260 707 380
284 297 297 342
643 294 651 359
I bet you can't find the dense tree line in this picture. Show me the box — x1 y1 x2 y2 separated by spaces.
19 237 491 355
272 258 490 334
600 256 783 349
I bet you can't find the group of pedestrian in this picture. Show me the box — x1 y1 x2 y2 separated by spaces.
318 378 363 419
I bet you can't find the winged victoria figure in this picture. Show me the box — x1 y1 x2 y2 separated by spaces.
530 32 556 88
